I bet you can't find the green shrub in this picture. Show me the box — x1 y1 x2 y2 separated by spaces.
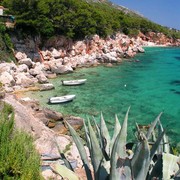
4 33 14 50
0 24 6 33
0 102 42 180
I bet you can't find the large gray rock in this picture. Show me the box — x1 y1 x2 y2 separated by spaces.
137 46 145 53
51 48 62 59
65 116 83 129
15 73 34 87
0 62 17 73
43 108 63 121
102 53 117 63
15 52 27 60
29 68 40 76
36 73 48 84
51 64 73 74
17 64 29 72
39 83 55 91
0 71 15 86
19 58 33 68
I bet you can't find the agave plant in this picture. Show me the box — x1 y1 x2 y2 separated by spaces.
53 108 180 180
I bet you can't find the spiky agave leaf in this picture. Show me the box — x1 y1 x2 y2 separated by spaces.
92 116 109 160
55 138 73 171
132 120 166 180
110 107 131 180
50 162 80 180
162 153 180 179
158 120 170 153
147 154 163 180
131 132 151 180
87 119 103 179
92 116 103 150
100 112 111 156
84 118 91 151
146 112 163 140
98 159 110 180
66 121 93 180
110 114 121 154
150 130 165 159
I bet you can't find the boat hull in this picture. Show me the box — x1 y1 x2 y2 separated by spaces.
62 79 87 86
48 95 76 104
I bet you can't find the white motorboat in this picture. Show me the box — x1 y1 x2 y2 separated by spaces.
61 79 87 86
48 95 76 104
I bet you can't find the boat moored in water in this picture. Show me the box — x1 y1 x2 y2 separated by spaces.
48 95 76 104
61 79 87 86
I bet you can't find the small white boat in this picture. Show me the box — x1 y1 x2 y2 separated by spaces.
61 79 87 86
49 95 76 104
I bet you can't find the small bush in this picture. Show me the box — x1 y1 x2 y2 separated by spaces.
0 102 42 180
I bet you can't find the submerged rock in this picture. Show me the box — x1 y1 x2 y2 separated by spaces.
39 83 55 91
43 108 63 121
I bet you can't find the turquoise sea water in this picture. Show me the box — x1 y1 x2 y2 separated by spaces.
24 47 180 143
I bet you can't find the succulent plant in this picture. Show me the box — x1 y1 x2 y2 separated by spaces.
55 108 180 180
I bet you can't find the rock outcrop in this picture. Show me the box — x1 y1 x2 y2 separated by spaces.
4 94 85 179
1 31 179 92
0 33 146 92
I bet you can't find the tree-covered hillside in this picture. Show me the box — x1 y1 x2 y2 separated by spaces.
2 0 180 40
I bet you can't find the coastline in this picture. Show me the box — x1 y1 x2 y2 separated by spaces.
1 32 180 179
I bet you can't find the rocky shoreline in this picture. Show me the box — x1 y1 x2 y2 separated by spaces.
0 32 180 179
1 32 180 93
0 33 144 93
3 94 87 179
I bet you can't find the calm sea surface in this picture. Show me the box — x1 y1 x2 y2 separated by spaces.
24 47 180 143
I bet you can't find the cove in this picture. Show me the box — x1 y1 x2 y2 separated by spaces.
24 47 180 144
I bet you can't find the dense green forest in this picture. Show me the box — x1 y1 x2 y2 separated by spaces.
1 0 180 40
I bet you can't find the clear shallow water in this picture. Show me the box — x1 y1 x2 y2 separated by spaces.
24 47 180 143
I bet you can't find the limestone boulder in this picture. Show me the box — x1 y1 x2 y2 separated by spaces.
15 52 27 60
0 63 11 73
0 71 15 86
137 46 145 53
36 73 48 84
52 123 67 134
3 85 13 93
46 73 57 79
33 111 49 125
51 64 73 74
43 108 63 121
19 58 33 68
51 48 61 59
74 41 86 55
17 64 29 72
29 68 40 76
125 48 136 58
65 116 83 130
39 83 55 91
0 62 17 73
102 53 117 63
15 73 34 87
29 62 45 76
